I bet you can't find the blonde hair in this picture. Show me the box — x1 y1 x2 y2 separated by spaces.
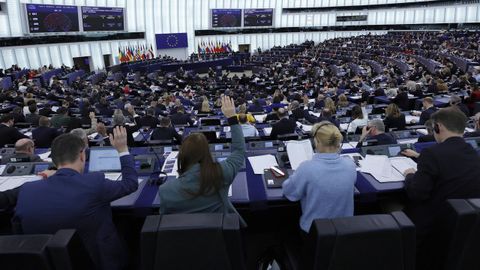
337 94 349 107
201 98 211 112
324 97 336 114
311 121 343 149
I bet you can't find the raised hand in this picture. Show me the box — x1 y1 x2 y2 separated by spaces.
221 95 236 118
109 126 128 153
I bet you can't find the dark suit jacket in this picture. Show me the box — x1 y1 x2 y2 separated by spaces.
0 124 28 147
25 113 40 126
419 107 437 125
170 113 194 126
417 134 435 143
150 127 182 143
14 154 138 270
32 126 62 148
137 115 159 129
393 92 409 110
384 114 406 131
404 137 480 240
356 132 397 148
270 118 296 139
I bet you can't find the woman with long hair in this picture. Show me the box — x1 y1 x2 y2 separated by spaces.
384 103 406 131
158 96 246 224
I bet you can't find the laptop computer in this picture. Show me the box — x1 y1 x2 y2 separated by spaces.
88 147 122 180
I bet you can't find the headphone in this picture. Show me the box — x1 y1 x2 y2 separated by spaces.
434 122 440 134
313 121 336 138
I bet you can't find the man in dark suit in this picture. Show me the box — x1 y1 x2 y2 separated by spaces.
415 97 437 125
150 117 182 143
356 119 397 148
0 113 28 147
170 106 194 126
137 108 159 129
401 108 480 268
270 108 296 139
392 86 410 110
1 138 42 164
32 116 63 148
11 127 138 270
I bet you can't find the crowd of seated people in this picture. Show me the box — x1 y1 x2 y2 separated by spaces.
0 30 479 269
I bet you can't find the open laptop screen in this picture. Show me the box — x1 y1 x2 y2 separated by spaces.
88 148 121 172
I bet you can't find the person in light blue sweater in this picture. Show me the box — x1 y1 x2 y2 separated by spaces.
282 121 357 232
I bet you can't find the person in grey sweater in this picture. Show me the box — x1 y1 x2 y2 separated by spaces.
158 96 246 224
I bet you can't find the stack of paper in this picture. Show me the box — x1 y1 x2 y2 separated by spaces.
359 155 404 183
162 151 179 177
405 115 420 123
254 114 267 123
296 122 312 132
247 154 279 174
0 175 42 192
263 127 272 136
390 156 417 173
286 140 314 170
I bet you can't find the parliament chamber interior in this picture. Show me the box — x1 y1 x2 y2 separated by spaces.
1 0 480 269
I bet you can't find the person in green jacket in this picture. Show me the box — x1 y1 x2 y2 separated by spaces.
158 95 246 224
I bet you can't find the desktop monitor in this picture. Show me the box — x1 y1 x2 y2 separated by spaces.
88 148 121 172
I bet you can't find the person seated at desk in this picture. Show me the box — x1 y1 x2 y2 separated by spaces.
466 84 480 113
336 94 350 109
170 106 194 126
238 114 259 137
39 104 54 117
137 108 160 129
356 119 397 147
237 104 255 123
449 95 470 117
2 127 138 270
95 97 113 116
417 120 436 143
464 113 480 138
392 86 409 111
270 108 296 139
50 107 70 128
198 97 212 114
158 96 246 224
400 108 480 265
12 106 25 123
110 114 137 147
347 105 368 133
282 121 356 233
248 99 264 113
315 108 340 127
150 117 182 143
25 103 40 126
384 103 406 131
1 138 42 164
0 113 28 147
32 116 62 148
413 97 437 125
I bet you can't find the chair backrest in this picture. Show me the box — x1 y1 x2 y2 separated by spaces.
0 229 93 270
0 234 53 270
462 199 480 270
141 213 246 270
307 212 415 270
418 199 477 270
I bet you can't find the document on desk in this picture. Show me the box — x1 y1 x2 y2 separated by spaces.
416 129 428 135
296 122 312 132
390 157 417 174
405 115 420 123
359 155 404 183
263 127 272 136
87 132 98 140
286 140 314 170
247 155 279 175
162 151 179 177
105 173 122 181
0 175 42 192
339 123 349 131
254 114 267 123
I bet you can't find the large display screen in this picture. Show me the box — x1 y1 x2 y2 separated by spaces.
82 6 124 32
26 4 79 33
211 9 242 28
244 9 273 27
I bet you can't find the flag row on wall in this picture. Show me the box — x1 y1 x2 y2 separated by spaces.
118 45 155 63
197 41 233 54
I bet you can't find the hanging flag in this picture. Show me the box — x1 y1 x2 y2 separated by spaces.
155 33 188 49
149 44 155 59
